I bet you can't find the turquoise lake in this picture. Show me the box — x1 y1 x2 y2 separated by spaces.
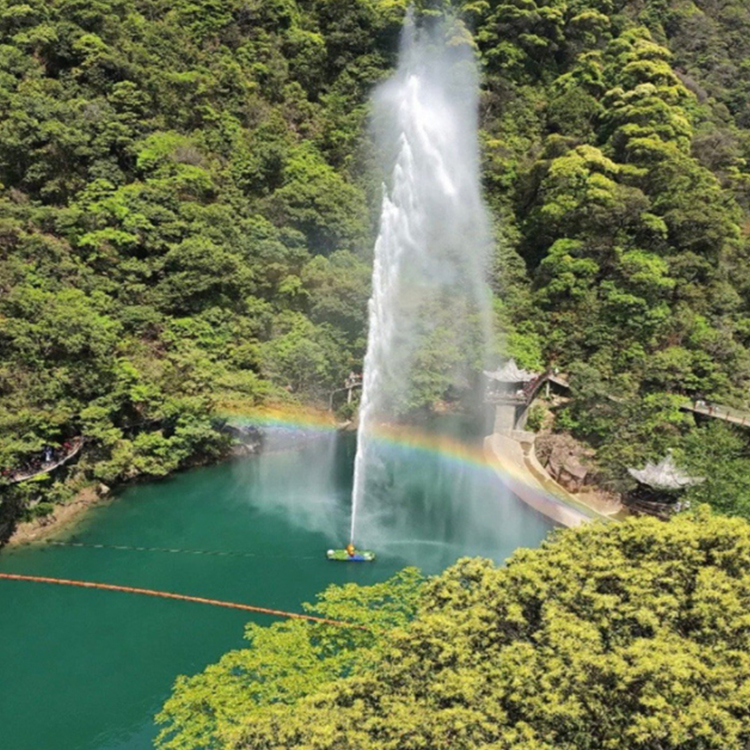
0 429 554 749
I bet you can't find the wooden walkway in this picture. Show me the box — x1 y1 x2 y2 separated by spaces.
3 437 84 485
680 402 750 428
486 371 571 408
525 371 570 405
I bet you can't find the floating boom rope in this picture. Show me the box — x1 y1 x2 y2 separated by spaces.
0 573 367 630
35 539 317 561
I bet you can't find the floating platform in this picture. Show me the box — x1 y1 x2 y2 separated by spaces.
326 549 375 562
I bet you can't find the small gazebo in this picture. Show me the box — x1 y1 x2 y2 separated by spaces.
484 359 538 402
484 359 539 434
626 451 704 518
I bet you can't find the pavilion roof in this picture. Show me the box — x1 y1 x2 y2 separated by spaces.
484 359 538 383
627 452 704 491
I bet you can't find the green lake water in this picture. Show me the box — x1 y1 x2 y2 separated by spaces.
0 430 554 750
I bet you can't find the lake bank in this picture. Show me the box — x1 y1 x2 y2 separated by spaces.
6 485 105 548
2 404 343 549
484 433 619 527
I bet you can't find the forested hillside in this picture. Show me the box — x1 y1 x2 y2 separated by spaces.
3 0 750 525
476 0 750 513
0 0 399 527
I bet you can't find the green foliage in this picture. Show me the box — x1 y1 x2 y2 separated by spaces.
525 402 546 432
679 422 750 521
0 0 403 527
158 514 750 750
267 144 369 253
258 312 349 397
155 567 425 750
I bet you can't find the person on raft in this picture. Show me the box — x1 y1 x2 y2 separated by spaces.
346 543 356 557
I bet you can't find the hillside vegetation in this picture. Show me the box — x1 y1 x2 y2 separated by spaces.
0 0 396 528
3 0 750 524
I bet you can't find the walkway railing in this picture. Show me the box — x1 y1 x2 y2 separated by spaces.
680 401 750 428
2 437 84 485
485 371 570 409
328 378 362 411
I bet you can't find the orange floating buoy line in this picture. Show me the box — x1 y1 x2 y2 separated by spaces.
0 573 367 630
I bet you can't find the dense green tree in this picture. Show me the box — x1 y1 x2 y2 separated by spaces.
0 0 394 531
155 567 426 750
679 421 750 521
157 513 750 750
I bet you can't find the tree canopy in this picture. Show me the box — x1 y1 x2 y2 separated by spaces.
156 512 750 750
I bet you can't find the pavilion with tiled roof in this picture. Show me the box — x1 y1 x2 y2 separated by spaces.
484 359 538 386
626 451 704 518
484 359 541 434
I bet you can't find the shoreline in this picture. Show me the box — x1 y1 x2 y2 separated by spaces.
484 433 614 528
3 408 342 549
7 486 104 548
5 415 612 547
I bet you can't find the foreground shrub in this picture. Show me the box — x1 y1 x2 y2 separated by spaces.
159 511 750 750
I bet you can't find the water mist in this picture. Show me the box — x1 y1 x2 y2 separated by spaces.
351 14 493 547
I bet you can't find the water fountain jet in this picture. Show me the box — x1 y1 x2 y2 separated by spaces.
350 13 493 549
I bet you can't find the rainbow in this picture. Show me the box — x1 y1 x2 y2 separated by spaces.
223 407 488 467
218 406 602 527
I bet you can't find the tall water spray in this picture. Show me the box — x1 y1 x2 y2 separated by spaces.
351 14 492 546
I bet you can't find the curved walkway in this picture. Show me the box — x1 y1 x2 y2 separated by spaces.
485 434 610 528
680 401 750 428
4 437 84 485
